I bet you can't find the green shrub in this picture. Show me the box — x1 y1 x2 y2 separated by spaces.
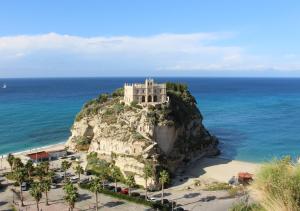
130 100 142 109
75 136 91 151
205 182 232 191
96 93 109 103
112 88 124 97
253 156 300 211
229 201 265 211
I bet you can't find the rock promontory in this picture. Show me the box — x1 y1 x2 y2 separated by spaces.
66 82 219 187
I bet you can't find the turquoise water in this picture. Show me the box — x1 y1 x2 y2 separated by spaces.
1 77 300 162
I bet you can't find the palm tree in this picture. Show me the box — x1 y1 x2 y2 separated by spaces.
41 178 51 206
29 182 43 211
89 177 102 211
63 181 78 211
35 164 46 181
13 157 23 170
143 162 153 200
125 174 136 196
14 167 27 206
25 160 35 179
41 161 50 174
74 163 84 182
159 170 169 204
7 153 15 171
110 165 122 192
61 160 71 180
98 166 109 189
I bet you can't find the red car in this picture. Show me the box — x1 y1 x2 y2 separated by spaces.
120 188 129 195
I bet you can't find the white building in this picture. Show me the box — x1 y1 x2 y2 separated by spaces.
124 79 168 105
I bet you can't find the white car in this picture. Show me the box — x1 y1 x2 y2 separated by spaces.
70 176 79 183
147 197 158 202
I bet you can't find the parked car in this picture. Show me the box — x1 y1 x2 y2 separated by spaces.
79 178 89 184
162 199 170 204
174 207 185 211
50 183 57 189
147 197 158 202
131 192 140 197
120 188 129 195
21 182 28 191
70 156 76 160
199 195 216 202
84 170 92 176
112 187 121 192
70 176 79 183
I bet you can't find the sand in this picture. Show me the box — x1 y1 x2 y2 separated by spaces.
171 156 261 190
0 142 66 172
1 143 261 186
193 157 260 182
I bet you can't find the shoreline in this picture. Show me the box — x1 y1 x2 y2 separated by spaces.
0 141 66 158
1 141 261 184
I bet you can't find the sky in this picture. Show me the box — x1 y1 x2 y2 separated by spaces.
0 0 300 78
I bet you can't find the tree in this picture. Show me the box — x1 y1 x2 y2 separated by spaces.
110 165 122 192
40 161 50 174
7 153 15 171
98 166 109 189
29 182 43 211
41 178 51 206
125 174 136 196
159 170 169 204
143 162 153 200
63 182 78 211
35 164 46 181
25 160 35 179
14 167 27 206
89 177 102 211
13 157 23 170
61 160 72 180
74 163 84 182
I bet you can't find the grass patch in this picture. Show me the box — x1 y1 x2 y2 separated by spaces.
205 182 232 191
229 201 265 211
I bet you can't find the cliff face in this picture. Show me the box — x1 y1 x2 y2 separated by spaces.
66 84 219 187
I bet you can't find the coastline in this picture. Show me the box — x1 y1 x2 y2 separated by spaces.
0 141 66 158
1 141 260 187
171 156 260 191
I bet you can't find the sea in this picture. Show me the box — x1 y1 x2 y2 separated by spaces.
1 77 300 163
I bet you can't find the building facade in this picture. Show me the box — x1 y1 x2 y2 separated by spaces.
124 79 168 105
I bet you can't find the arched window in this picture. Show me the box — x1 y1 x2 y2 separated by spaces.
148 95 152 102
153 95 158 102
142 96 145 102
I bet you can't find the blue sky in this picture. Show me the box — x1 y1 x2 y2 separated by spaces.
1 0 300 77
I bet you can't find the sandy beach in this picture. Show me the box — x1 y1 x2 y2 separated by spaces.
0 142 66 172
171 156 261 190
1 142 260 186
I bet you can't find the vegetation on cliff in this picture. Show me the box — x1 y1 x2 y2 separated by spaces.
68 82 218 187
75 82 199 126
253 156 300 211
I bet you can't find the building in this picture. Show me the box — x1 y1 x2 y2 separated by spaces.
48 148 67 160
124 79 168 105
26 148 67 162
26 151 49 162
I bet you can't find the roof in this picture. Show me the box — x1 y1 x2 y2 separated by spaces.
27 151 49 160
238 172 253 179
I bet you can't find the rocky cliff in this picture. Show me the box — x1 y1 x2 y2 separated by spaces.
66 83 219 187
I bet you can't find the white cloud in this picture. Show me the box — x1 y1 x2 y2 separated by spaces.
0 32 299 77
